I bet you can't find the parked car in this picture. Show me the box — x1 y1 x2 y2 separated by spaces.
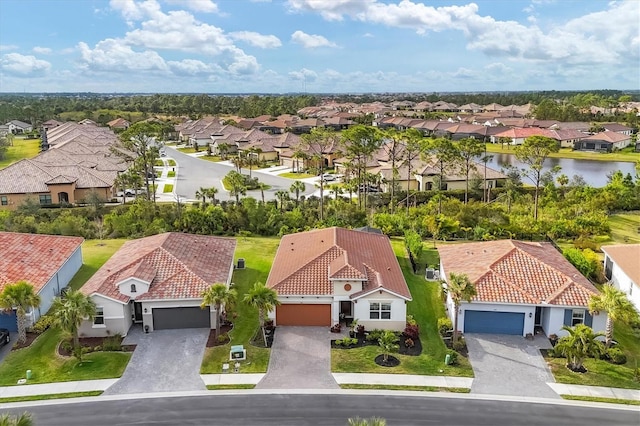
321 174 336 182
0 328 9 347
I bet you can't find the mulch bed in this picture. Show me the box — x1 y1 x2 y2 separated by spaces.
444 338 469 358
58 337 136 357
375 354 400 367
206 323 234 348
332 334 423 356
11 332 40 351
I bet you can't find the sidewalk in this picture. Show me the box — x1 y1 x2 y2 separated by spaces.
332 373 473 389
0 379 118 398
201 374 265 386
547 383 640 401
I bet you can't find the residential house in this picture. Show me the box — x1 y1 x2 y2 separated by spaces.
438 240 607 337
574 131 632 152
0 232 83 331
79 233 237 337
266 227 412 330
602 123 633 136
602 245 640 312
107 118 131 131
6 120 32 134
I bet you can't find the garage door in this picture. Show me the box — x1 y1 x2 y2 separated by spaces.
0 310 17 332
464 310 524 335
276 304 331 326
153 307 210 330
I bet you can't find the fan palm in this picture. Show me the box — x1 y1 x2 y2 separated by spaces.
446 273 477 342
50 290 96 361
243 282 280 328
0 281 41 344
589 283 639 348
201 283 237 337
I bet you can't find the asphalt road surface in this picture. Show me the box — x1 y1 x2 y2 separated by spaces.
166 147 316 202
3 393 638 426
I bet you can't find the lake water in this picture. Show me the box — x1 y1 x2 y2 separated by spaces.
485 154 637 187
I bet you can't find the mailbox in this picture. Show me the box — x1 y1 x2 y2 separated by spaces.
229 344 246 361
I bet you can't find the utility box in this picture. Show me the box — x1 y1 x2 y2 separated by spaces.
237 258 245 269
230 344 246 361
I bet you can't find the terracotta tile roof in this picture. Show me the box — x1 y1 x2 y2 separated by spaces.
602 244 640 286
81 233 236 303
438 240 599 307
0 232 83 294
583 131 630 143
266 227 411 299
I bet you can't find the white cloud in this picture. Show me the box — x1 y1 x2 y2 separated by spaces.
165 0 219 13
77 39 168 72
287 0 374 21
288 67 318 81
167 59 218 75
0 53 51 77
0 44 18 52
32 46 52 55
362 33 374 38
291 30 337 48
110 0 161 22
229 31 282 49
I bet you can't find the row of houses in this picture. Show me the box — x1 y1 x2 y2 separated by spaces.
6 230 638 341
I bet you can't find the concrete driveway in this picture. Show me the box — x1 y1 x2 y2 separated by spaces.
103 327 209 395
0 336 16 365
256 326 339 389
465 334 559 399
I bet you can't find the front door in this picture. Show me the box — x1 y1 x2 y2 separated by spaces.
340 301 352 321
534 306 542 326
134 302 143 323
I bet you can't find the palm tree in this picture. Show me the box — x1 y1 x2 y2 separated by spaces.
257 182 269 204
201 283 237 338
195 187 207 208
205 187 219 205
554 324 605 371
378 330 399 363
446 273 477 342
50 290 96 361
289 180 306 206
0 281 41 344
588 283 639 348
243 282 280 328
275 190 289 212
0 412 33 426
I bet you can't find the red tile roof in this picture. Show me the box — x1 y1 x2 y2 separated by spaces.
0 232 84 294
438 240 599 307
81 233 236 303
266 227 411 300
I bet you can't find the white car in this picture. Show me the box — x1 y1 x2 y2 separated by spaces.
321 174 336 182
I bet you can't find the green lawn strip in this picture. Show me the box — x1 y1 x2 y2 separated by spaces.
546 357 640 390
607 213 640 244
206 384 256 390
167 159 176 166
0 138 41 169
167 171 176 177
484 143 640 163
0 391 103 403
177 147 197 153
278 172 315 179
163 184 174 193
154 160 164 166
612 321 640 368
68 239 127 291
201 237 280 374
340 384 470 393
199 155 223 162
0 328 131 386
332 238 473 377
560 395 640 406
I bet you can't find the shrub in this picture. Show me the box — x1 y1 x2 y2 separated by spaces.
403 324 419 340
446 349 459 365
93 345 102 352
546 346 563 358
367 329 385 342
453 338 466 352
356 324 366 336
404 338 414 348
60 340 72 353
406 314 417 327
606 347 627 365
31 315 54 334
217 333 229 344
346 338 358 346
335 339 343 346
330 323 342 333
437 318 452 336
103 334 123 351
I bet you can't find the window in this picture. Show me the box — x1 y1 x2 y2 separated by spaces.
130 284 137 293
572 309 585 326
94 307 104 325
39 194 52 205
0 196 7 206
369 302 392 320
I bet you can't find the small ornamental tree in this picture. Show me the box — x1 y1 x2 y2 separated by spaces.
378 330 400 363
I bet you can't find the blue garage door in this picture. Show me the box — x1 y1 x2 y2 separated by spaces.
0 310 17 332
464 310 524 335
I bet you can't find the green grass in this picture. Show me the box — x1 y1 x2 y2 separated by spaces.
607 213 640 245
0 328 131 386
68 239 126 291
201 237 281 374
485 143 640 163
167 159 176 166
177 147 198 153
331 239 473 377
340 384 470 393
561 395 640 405
546 357 640 390
199 155 223 162
0 391 103 403
167 170 176 178
154 160 164 166
206 384 256 390
612 321 640 368
163 184 174 193
278 172 315 179
0 137 41 169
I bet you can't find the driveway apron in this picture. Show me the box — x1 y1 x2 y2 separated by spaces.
103 328 209 395
256 326 339 389
466 334 559 399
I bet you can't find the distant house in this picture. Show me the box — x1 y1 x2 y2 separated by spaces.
42 119 63 131
79 233 236 337
602 123 633 136
107 118 130 131
602 245 640 312
574 131 632 152
0 232 83 332
6 120 32 134
438 240 606 337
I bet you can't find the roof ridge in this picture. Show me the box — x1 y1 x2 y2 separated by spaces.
545 279 575 304
274 245 341 290
514 242 590 291
484 268 539 304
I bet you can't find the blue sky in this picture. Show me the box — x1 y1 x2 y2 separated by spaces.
0 0 638 93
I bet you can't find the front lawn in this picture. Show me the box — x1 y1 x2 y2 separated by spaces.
167 170 176 178
331 238 473 377
0 328 130 386
199 155 223 163
607 213 640 244
163 184 174 193
68 239 126 291
0 137 41 169
200 237 280 374
279 172 315 179
546 357 640 390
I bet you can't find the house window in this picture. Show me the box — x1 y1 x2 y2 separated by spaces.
572 309 585 326
369 302 392 320
94 307 104 325
39 194 52 205
0 196 7 206
130 284 137 293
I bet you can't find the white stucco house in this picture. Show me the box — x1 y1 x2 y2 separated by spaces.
602 244 640 312
79 233 236 337
266 227 412 331
438 240 607 337
0 232 83 332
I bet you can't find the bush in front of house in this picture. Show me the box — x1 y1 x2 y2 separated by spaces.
437 317 452 337
605 347 627 365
